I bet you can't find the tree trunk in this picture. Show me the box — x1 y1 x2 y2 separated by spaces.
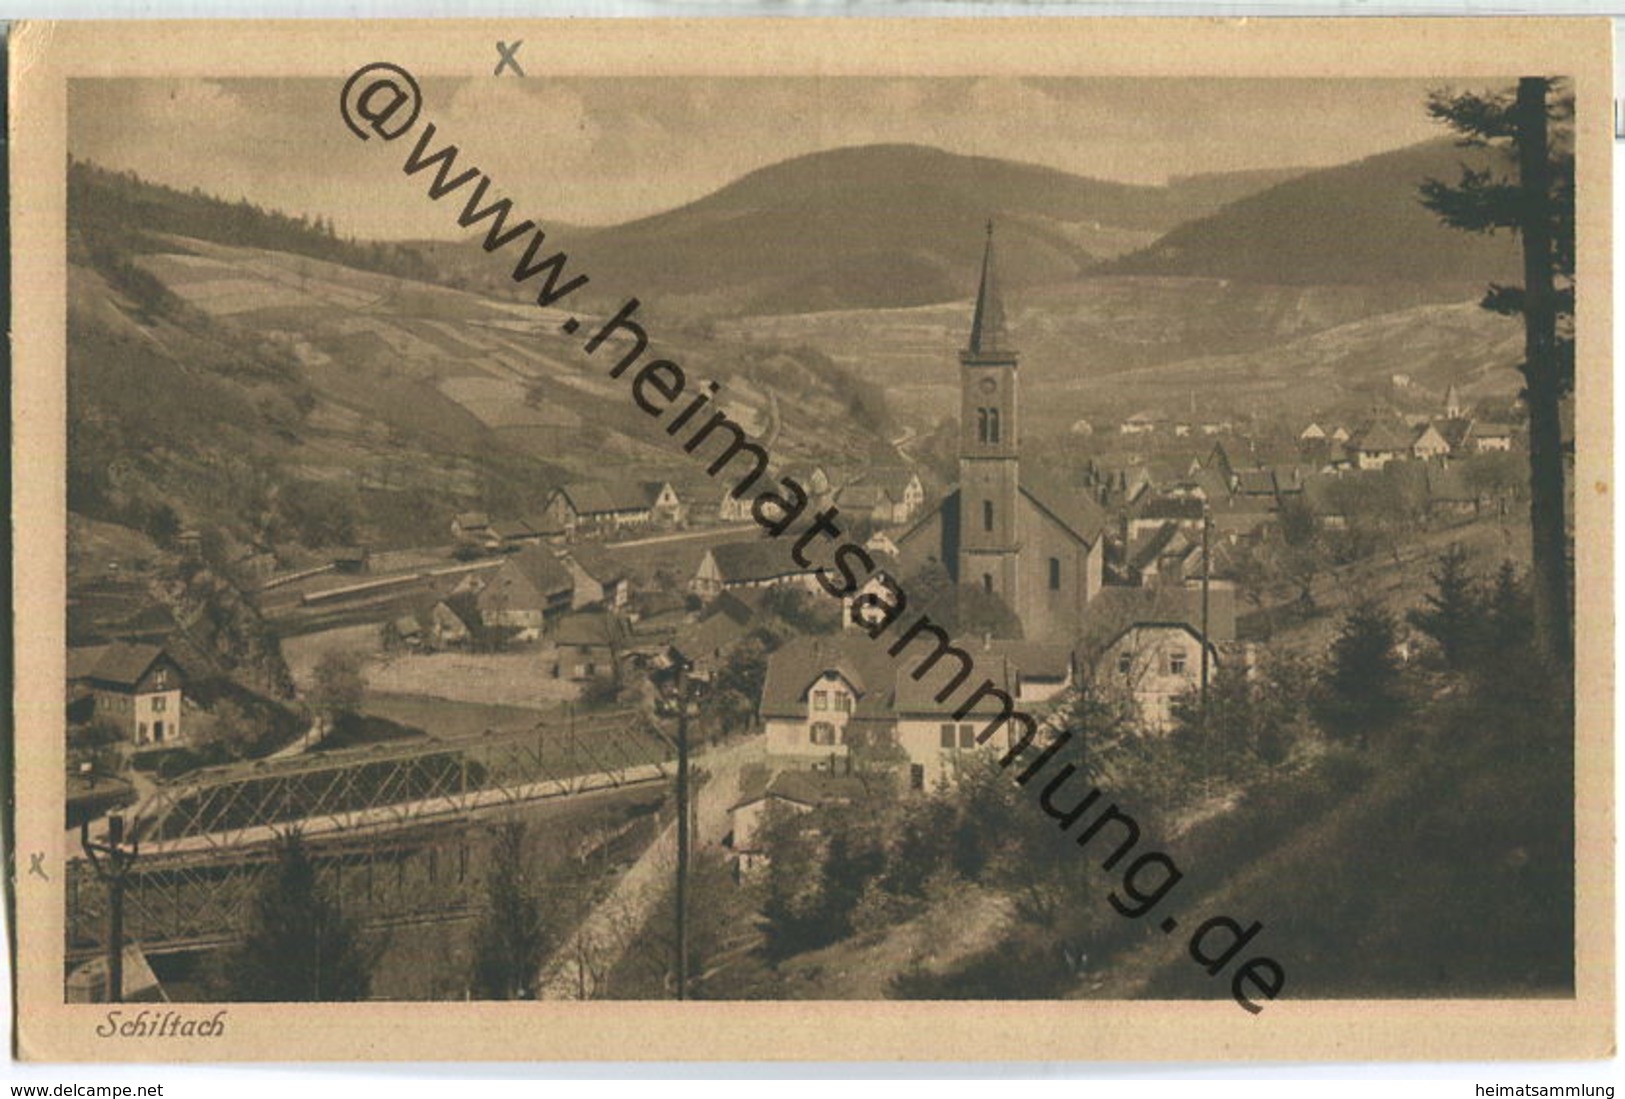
1514 77 1572 672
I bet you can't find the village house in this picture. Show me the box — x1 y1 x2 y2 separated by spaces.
1473 423 1516 452
450 510 492 544
543 480 682 538
429 599 474 648
717 486 754 523
844 561 904 632
1300 472 1351 530
785 465 840 513
387 612 424 651
1344 418 1415 471
1410 422 1452 461
758 633 1077 791
1433 417 1476 458
552 612 627 680
562 545 630 612
1087 584 1238 734
1127 495 1206 541
864 529 901 558
834 483 901 526
863 466 926 526
474 545 575 642
1119 410 1159 436
1424 463 1482 521
67 642 187 747
690 539 820 603
728 770 879 874
1127 522 1202 588
668 598 755 684
490 518 547 551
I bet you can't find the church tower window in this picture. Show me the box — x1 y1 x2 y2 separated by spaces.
982 500 994 532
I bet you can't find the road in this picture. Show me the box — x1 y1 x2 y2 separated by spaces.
537 735 764 999
607 523 757 550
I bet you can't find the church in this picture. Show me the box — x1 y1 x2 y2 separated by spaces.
896 224 1107 642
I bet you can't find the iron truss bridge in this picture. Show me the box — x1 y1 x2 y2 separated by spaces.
67 709 676 961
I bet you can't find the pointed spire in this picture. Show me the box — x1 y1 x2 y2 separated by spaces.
967 219 1010 356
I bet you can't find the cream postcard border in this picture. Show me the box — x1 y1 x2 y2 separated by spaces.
8 16 1614 1062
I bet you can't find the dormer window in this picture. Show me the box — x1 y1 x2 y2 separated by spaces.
813 689 829 711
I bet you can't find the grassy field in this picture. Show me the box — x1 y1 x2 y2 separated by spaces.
361 691 565 742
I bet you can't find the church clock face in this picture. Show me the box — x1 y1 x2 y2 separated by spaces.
977 376 997 395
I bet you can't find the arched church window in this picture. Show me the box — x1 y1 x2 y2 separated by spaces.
987 408 1000 443
1049 557 1062 590
982 500 994 532
976 408 989 443
982 573 994 594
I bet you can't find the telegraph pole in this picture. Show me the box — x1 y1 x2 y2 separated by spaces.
81 812 139 1003
1200 507 1212 713
674 661 691 1001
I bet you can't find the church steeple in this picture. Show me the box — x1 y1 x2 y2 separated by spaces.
967 220 1010 356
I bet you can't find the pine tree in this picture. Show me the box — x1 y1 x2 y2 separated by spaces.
1407 543 1485 670
1489 559 1534 641
1317 601 1406 746
228 830 374 1001
469 822 547 1000
1420 79 1574 669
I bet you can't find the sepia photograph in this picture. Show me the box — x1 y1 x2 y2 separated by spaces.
9 17 1613 1062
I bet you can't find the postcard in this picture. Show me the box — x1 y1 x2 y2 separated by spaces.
9 16 1613 1061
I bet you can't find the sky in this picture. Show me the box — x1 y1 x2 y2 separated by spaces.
68 75 1505 239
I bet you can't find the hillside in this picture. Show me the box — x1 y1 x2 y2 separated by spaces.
66 167 898 561
717 277 1522 434
428 145 1305 318
1105 138 1523 288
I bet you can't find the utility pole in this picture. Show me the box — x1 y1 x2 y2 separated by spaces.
673 661 691 1001
1200 507 1212 713
81 812 139 1003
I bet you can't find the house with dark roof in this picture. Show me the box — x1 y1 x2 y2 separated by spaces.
451 511 491 542
552 612 627 680
474 545 575 641
490 518 546 551
728 769 881 872
1433 417 1476 458
1472 423 1516 452
1424 463 1482 520
1233 468 1280 501
1084 584 1239 733
668 607 755 684
542 480 682 538
1345 418 1416 470
835 483 899 526
690 539 819 602
1127 522 1200 587
563 545 629 611
759 632 1077 791
67 642 187 747
857 466 926 525
1127 495 1205 541
1411 422 1452 461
